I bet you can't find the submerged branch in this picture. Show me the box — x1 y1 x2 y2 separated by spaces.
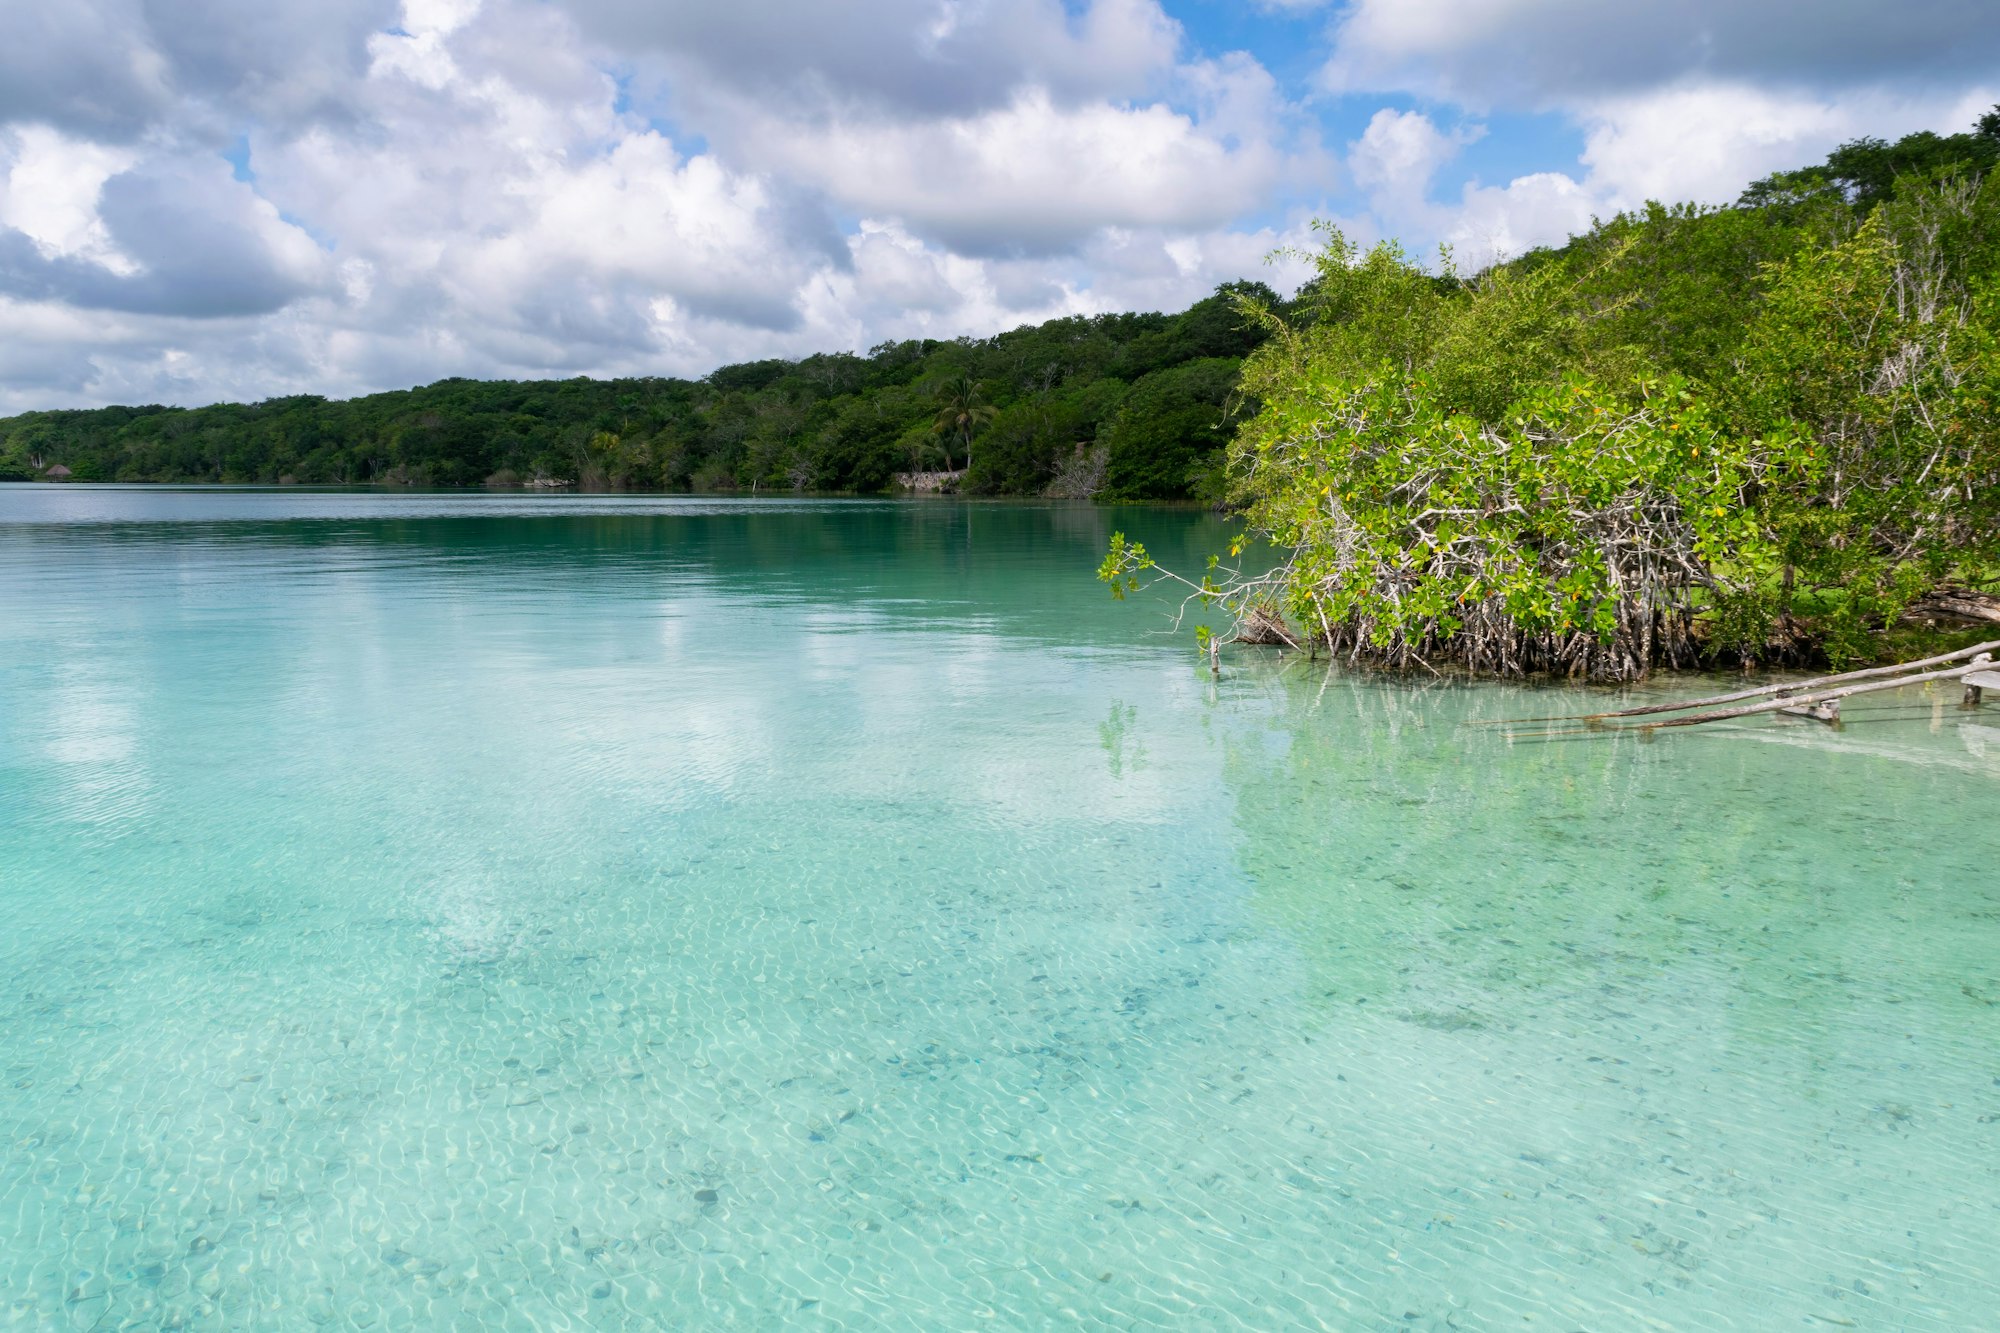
1475 638 2000 725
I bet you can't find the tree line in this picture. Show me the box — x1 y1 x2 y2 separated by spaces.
0 281 1276 500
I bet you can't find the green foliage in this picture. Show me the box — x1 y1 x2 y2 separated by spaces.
1114 280 1279 377
1096 531 1152 600
0 285 1273 499
927 372 998 472
1111 107 2000 676
963 378 1128 495
1534 201 1829 384
1741 120 1999 212
1217 369 1811 676
1256 226 1455 381
1100 358 1242 500
1734 194 2000 654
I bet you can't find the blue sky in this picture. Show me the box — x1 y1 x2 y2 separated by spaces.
0 0 1994 410
1168 0 1589 183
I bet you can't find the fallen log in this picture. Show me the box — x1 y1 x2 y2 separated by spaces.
1966 652 1999 706
1643 661 1992 730
1477 638 2000 727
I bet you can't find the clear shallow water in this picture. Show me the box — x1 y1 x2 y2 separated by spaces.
1 486 1996 1331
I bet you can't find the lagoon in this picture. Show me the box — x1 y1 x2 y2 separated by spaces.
2 488 1996 1329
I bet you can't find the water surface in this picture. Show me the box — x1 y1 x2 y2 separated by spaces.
2 487 1996 1330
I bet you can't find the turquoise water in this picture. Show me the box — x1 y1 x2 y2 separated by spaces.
2 487 1996 1331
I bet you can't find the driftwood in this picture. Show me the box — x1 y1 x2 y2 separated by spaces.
1966 653 1999 706
1642 660 1991 730
1491 643 2000 738
1481 638 2000 727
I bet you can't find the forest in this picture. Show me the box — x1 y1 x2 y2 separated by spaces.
1101 109 2000 674
0 280 1274 499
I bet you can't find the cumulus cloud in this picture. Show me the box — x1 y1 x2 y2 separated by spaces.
568 0 1182 119
0 132 326 317
1322 0 2000 110
0 0 395 142
598 3 1311 257
1573 83 2000 207
720 86 1284 256
1331 109 1582 267
1346 107 1483 219
1443 174 1595 268
0 128 141 272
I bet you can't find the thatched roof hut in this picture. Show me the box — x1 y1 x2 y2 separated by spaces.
42 464 72 480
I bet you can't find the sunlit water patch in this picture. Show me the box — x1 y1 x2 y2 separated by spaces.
1 487 1995 1329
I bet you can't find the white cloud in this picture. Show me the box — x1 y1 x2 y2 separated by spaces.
0 0 396 141
722 86 1287 255
568 0 1182 119
846 222 971 316
0 127 141 273
1347 108 1482 211
1322 0 2000 110
0 143 328 321
612 3 1313 257
1444 173 1596 268
1574 83 1999 208
1337 108 1560 266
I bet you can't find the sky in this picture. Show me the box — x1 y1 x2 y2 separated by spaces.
0 0 1995 412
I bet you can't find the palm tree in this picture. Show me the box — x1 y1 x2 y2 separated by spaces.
930 373 997 472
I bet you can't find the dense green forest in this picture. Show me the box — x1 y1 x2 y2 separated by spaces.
1102 109 2000 674
0 283 1275 499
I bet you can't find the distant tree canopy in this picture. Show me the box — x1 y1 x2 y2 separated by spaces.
0 284 1282 500
1739 114 2000 211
